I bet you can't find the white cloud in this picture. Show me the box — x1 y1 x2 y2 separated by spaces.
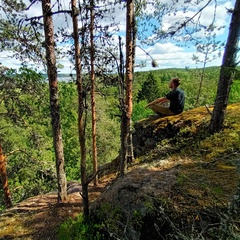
150 42 184 54
134 40 225 72
161 1 233 37
132 0 234 72
0 0 236 74
0 52 22 69
135 43 192 70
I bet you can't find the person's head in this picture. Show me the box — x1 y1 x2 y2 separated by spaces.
169 77 180 89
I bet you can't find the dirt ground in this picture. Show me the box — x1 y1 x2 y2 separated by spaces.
0 180 109 240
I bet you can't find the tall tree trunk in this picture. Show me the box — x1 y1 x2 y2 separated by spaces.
71 0 89 217
118 36 127 176
0 144 12 208
127 3 137 164
209 0 240 133
195 50 208 107
42 0 67 203
90 0 98 186
120 0 134 176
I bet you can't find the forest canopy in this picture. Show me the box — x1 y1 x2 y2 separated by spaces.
0 65 240 210
0 0 239 219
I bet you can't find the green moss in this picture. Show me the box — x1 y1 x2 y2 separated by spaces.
57 103 240 239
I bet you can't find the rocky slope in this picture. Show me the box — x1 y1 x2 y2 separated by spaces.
91 103 240 239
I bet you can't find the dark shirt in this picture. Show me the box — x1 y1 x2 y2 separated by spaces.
166 88 185 114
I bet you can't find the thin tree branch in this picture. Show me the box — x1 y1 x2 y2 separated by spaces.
25 0 38 11
169 0 213 36
5 149 39 162
24 10 72 23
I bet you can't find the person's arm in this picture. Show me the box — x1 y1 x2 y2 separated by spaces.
146 97 168 108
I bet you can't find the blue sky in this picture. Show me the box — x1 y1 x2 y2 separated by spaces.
0 0 236 74
133 0 235 72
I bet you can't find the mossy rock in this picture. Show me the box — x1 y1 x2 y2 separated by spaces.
90 103 240 239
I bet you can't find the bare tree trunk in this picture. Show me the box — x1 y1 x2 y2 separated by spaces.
209 0 240 133
119 0 134 176
90 0 98 186
195 50 208 107
0 144 12 208
42 0 67 203
71 0 89 217
118 36 127 176
127 3 137 164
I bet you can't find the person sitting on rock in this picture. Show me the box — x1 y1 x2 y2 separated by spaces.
146 77 185 118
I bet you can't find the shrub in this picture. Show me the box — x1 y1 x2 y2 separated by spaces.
132 100 152 122
58 214 103 240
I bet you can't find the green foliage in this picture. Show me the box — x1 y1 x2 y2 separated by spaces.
132 100 152 122
1 65 239 211
94 203 125 236
136 72 161 102
229 80 240 103
0 67 55 207
59 82 80 179
181 68 219 109
58 214 103 240
0 69 121 208
133 67 223 115
59 82 120 179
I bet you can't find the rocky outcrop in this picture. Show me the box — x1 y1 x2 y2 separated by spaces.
98 106 212 178
133 106 211 157
91 167 178 240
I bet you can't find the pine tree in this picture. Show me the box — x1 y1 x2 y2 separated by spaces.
42 0 67 203
137 72 161 102
209 0 240 133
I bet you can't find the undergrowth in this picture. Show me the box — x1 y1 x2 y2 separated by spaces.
58 103 240 240
58 214 104 240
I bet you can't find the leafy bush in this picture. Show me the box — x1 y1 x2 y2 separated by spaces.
132 100 152 122
229 80 240 103
58 214 103 240
0 67 55 207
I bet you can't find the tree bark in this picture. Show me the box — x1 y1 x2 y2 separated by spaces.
71 0 89 217
0 144 12 208
42 0 67 203
209 0 240 133
118 36 127 176
120 0 134 176
195 50 208 107
90 0 98 186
